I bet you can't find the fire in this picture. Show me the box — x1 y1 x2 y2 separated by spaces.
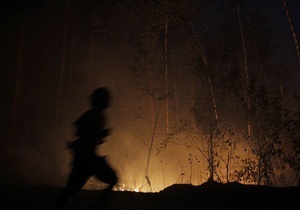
82 179 141 192
113 184 140 192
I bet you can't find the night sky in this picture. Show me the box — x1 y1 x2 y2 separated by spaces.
0 0 299 191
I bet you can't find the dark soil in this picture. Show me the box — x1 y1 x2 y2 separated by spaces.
1 181 299 209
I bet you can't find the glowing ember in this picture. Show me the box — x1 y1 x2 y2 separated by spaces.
113 184 140 192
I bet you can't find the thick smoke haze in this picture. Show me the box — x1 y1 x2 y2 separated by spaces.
1 0 299 191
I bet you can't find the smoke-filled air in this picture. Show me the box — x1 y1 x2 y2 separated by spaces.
1 0 299 194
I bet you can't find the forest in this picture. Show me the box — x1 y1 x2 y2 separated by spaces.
1 0 299 194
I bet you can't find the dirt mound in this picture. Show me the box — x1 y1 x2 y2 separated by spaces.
1 182 299 209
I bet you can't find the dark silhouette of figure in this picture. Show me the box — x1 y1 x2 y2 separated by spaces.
56 87 118 209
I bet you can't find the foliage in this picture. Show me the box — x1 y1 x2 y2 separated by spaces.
231 81 300 186
155 0 300 186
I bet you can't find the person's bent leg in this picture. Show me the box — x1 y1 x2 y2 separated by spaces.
94 156 118 190
56 167 89 209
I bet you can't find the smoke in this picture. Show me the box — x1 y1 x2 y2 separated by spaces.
1 0 299 191
0 35 209 191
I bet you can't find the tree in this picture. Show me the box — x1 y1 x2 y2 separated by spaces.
120 0 204 190
56 0 71 126
233 83 300 186
283 0 300 63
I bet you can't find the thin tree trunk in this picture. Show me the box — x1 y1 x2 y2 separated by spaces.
189 21 219 181
89 32 93 92
258 150 262 185
208 76 219 123
249 19 270 90
192 48 218 181
171 54 179 122
227 155 229 183
280 81 286 110
36 32 49 138
187 49 197 131
232 92 236 117
208 111 214 181
190 24 219 127
67 25 76 97
144 96 160 192
11 26 25 136
283 0 300 63
164 14 169 134
237 4 251 136
56 0 71 126
190 157 193 184
142 62 160 192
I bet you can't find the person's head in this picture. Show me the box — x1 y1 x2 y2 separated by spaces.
89 87 111 109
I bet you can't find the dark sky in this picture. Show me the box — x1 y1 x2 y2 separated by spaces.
257 0 300 92
202 0 300 92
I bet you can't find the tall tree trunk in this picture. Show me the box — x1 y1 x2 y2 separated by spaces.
189 21 219 181
208 111 214 182
189 66 194 109
232 92 236 117
249 19 270 90
36 30 49 138
187 49 197 131
171 54 179 122
164 14 169 134
11 26 25 137
67 25 76 97
89 10 97 92
237 4 251 137
141 62 160 192
56 0 71 126
207 76 219 123
280 81 286 110
89 31 94 92
283 0 300 63
144 94 161 192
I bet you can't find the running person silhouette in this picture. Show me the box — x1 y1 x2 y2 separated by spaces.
56 87 118 208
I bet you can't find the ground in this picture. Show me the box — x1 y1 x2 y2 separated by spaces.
1 181 299 209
